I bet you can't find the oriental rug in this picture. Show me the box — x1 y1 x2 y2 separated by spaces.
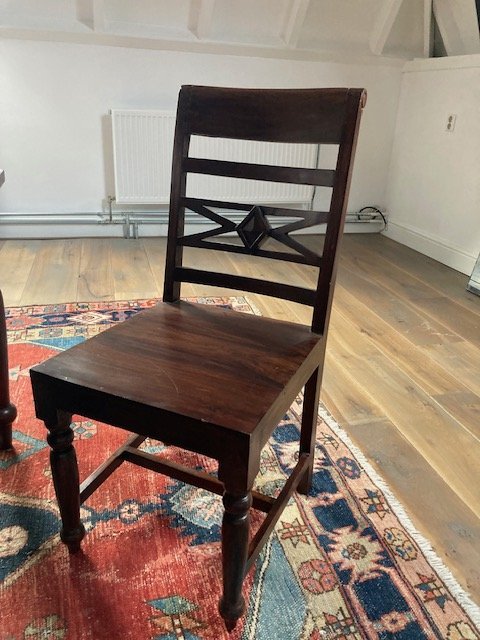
1 297 479 640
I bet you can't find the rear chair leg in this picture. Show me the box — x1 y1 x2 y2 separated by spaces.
219 490 252 631
298 367 321 495
45 409 85 552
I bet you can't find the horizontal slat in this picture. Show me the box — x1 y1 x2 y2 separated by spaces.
175 267 316 305
183 158 335 187
178 238 321 267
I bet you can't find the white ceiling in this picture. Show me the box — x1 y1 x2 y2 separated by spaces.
0 0 478 62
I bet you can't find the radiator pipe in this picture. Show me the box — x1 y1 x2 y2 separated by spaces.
0 211 385 240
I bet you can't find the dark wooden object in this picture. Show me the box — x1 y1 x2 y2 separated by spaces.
30 86 366 630
0 169 17 450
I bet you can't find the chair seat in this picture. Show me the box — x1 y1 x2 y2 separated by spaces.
32 300 322 435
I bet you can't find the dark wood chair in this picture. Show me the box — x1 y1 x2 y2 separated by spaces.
0 168 17 451
30 86 366 630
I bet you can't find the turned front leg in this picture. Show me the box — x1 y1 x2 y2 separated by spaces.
46 410 85 553
219 490 252 631
0 289 16 450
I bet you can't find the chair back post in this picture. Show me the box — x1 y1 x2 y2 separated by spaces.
311 89 366 334
163 92 191 303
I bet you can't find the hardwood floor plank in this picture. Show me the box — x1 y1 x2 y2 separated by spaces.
77 238 114 301
346 417 480 602
142 237 168 296
20 239 82 305
0 239 41 306
110 238 159 300
347 234 479 315
323 348 387 426
341 244 480 347
337 264 463 347
432 391 480 441
422 341 480 399
333 285 463 396
328 308 480 514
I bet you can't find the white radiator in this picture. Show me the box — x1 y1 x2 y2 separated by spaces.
111 109 317 205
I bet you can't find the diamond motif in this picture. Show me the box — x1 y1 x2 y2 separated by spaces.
70 311 111 325
236 206 271 250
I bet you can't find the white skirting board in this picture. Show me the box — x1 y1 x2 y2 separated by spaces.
382 221 477 276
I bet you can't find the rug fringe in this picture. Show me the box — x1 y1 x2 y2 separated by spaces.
318 405 480 629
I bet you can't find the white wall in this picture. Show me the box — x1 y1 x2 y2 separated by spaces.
384 55 480 275
0 38 402 236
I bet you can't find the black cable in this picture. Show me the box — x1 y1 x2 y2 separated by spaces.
357 206 387 230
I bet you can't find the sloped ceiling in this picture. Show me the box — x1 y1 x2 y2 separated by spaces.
0 0 478 62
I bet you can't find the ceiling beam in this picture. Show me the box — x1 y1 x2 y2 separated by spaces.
188 0 216 40
76 0 105 32
0 24 406 67
369 0 404 56
433 0 463 55
423 0 433 57
281 0 310 48
433 0 480 55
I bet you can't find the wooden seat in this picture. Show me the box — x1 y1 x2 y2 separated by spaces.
32 301 321 434
30 85 366 631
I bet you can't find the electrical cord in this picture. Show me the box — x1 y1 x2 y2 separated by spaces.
356 206 387 231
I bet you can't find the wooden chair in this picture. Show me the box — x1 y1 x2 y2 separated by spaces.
30 86 366 630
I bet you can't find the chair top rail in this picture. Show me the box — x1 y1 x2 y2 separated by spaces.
180 86 364 144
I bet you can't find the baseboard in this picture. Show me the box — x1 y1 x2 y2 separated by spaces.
382 221 477 276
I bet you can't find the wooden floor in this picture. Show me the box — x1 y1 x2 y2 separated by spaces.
1 233 479 603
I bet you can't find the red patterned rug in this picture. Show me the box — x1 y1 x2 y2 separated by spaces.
1 297 479 640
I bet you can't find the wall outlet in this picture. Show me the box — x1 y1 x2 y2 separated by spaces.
446 114 457 132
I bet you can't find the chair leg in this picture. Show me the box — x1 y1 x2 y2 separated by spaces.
45 409 85 553
297 366 321 496
0 289 16 450
218 490 252 631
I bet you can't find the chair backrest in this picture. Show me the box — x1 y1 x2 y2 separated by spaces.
163 85 366 334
